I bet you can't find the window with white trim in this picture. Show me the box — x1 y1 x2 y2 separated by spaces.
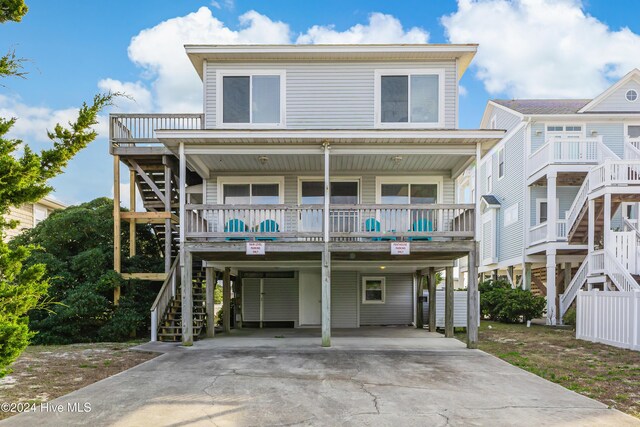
376 70 443 127
223 183 280 205
33 206 48 226
498 147 505 179
486 160 493 193
219 72 283 126
546 124 583 139
504 203 518 227
362 277 385 304
490 115 497 130
626 89 638 102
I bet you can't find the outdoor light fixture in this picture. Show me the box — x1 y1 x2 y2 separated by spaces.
258 156 269 165
535 130 543 136
380 266 386 270
591 130 598 136
392 156 403 164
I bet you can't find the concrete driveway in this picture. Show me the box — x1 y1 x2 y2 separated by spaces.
2 328 638 426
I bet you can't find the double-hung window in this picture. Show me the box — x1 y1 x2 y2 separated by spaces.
218 72 284 127
376 70 444 127
498 147 505 179
362 277 385 304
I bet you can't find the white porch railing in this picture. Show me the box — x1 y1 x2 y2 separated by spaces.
150 256 180 342
110 113 204 146
559 258 588 318
528 137 603 176
577 290 640 351
627 137 640 153
589 160 640 191
556 219 568 240
609 231 639 275
590 249 605 275
604 250 640 292
528 222 548 245
184 203 475 241
565 177 589 236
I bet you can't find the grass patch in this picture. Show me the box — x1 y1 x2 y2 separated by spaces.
457 321 640 419
0 342 157 421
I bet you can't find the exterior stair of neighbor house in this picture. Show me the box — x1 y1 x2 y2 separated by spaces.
157 267 208 342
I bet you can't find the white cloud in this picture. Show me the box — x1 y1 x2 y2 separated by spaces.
296 12 429 44
459 85 468 96
98 78 153 112
442 0 640 98
210 0 234 10
0 94 107 145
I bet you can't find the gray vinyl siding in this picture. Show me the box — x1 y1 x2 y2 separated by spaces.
490 106 522 133
530 122 546 152
359 273 413 325
263 276 298 322
203 60 458 129
529 186 580 225
331 271 358 328
589 79 640 113
586 123 625 158
242 278 260 321
490 128 526 262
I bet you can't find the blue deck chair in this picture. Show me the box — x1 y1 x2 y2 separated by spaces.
408 218 433 241
225 219 249 241
256 219 280 241
364 218 396 241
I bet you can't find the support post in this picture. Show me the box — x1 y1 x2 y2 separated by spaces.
445 266 454 338
547 172 558 242
588 199 595 275
205 266 215 338
467 246 479 348
564 262 572 291
321 142 331 347
523 262 532 291
604 193 612 249
113 155 121 304
223 267 231 334
179 143 186 263
181 250 193 345
164 158 173 274
507 266 515 288
546 249 557 325
415 271 424 329
129 169 136 257
428 267 437 332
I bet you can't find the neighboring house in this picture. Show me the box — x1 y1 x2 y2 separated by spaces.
478 69 640 324
2 197 66 241
110 44 504 346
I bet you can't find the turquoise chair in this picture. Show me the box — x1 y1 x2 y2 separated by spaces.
408 218 433 241
225 219 249 241
256 219 279 241
364 217 396 241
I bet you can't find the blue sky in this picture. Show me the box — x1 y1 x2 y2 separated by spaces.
1 0 640 205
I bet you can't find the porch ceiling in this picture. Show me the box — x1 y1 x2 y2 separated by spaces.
194 153 469 173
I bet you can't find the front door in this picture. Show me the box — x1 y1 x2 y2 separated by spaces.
299 270 321 325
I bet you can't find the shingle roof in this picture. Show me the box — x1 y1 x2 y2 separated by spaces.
493 99 591 115
481 195 501 207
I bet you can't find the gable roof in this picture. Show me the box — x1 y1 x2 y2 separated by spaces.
481 195 501 209
492 99 591 115
578 68 640 113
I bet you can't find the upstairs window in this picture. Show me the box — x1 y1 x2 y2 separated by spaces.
486 160 493 193
219 72 284 126
376 70 443 127
498 147 505 179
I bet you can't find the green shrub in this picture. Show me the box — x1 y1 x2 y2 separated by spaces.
563 307 577 326
214 286 222 304
480 279 546 323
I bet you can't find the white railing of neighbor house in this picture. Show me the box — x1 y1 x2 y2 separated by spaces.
610 231 640 275
150 256 180 342
627 136 640 153
577 290 640 351
590 249 605 275
560 259 588 318
110 113 203 146
589 160 640 191
556 219 568 240
529 222 548 245
184 204 475 241
528 137 603 176
565 177 590 235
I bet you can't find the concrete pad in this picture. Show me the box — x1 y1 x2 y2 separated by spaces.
2 328 637 426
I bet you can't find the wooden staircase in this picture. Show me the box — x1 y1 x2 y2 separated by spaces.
157 267 208 342
568 197 622 244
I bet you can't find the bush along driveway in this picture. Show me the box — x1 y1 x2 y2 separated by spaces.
457 321 640 418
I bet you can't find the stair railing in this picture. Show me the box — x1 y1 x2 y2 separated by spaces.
565 177 590 236
150 256 181 342
604 250 640 292
559 258 588 318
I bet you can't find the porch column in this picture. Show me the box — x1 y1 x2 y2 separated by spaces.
129 169 136 257
181 249 193 345
588 199 595 268
205 266 215 338
564 262 572 291
223 267 231 334
321 142 331 347
415 271 424 329
467 246 479 348
179 142 186 263
546 249 557 325
113 155 121 304
445 266 454 338
523 262 532 291
163 157 173 274
604 193 612 250
507 266 515 288
428 267 437 332
547 172 558 242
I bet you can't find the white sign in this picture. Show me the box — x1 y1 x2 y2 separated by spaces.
246 242 266 255
391 242 410 255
